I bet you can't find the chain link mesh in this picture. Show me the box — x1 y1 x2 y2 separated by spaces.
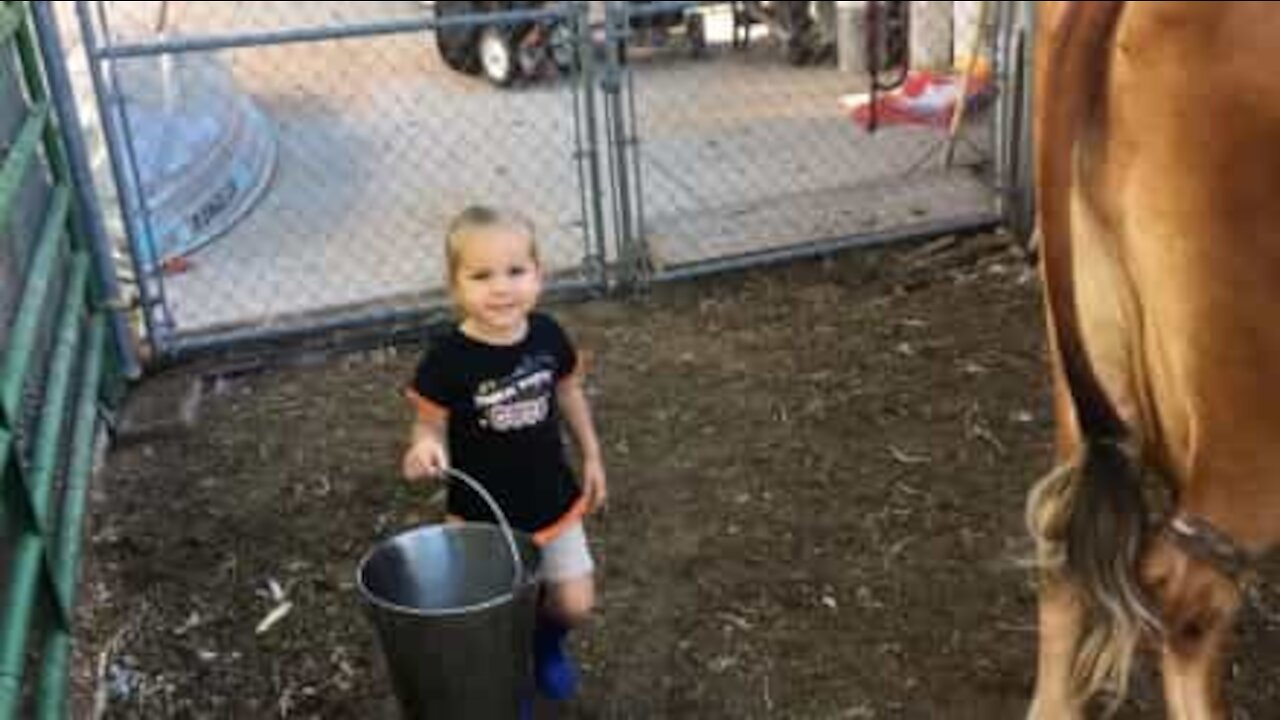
63 1 594 339
619 1 999 274
58 1 1011 352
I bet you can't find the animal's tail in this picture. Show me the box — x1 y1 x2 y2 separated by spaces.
1024 1 1162 710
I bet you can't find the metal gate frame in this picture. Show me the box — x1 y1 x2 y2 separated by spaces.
599 0 1024 286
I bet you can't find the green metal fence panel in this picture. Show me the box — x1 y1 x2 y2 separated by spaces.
0 3 122 718
0 184 68 429
35 315 104 719
0 102 48 255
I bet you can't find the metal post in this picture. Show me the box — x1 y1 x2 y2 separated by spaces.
36 317 107 720
571 2 608 290
75 1 166 355
1014 0 1036 242
602 2 638 288
95 2 181 348
622 40 647 284
989 0 1006 217
32 2 141 379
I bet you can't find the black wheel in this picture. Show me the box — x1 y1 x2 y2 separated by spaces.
779 2 817 66
880 0 910 70
478 25 518 86
785 36 812 66
547 19 578 73
515 26 547 79
436 1 482 73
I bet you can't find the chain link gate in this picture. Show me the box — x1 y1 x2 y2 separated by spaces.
52 1 1024 363
56 1 608 360
601 0 1014 284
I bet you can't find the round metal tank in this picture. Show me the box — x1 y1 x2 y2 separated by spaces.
58 1 278 273
101 52 278 271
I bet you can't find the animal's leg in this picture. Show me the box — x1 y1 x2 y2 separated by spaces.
1144 540 1243 720
1028 576 1087 720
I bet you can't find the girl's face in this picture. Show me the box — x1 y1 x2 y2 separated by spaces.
450 226 543 342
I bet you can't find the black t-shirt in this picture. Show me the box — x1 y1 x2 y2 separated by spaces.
408 312 582 533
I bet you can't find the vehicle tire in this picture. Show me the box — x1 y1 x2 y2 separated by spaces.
548 19 578 73
478 25 518 86
436 1 483 73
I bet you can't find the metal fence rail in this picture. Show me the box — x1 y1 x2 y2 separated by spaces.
0 3 123 717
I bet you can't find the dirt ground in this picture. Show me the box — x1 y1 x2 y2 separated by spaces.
73 234 1280 719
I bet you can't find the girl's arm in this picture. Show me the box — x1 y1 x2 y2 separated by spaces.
403 416 448 480
557 377 607 511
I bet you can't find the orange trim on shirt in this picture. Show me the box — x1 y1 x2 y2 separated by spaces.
561 348 592 384
403 387 449 424
533 493 589 546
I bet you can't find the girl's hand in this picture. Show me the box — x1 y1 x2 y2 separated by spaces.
403 436 448 481
582 456 608 513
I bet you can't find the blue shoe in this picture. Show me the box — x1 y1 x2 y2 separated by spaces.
533 618 579 701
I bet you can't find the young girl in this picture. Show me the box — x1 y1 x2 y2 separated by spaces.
401 205 607 702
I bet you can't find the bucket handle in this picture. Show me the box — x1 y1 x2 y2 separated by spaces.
441 467 527 590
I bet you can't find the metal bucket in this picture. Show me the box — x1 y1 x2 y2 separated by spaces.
356 470 542 719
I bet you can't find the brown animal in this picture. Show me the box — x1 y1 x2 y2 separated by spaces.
1026 2 1280 718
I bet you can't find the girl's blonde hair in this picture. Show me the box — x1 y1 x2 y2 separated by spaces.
444 205 540 285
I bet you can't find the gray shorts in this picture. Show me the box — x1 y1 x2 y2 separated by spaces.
540 521 595 582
